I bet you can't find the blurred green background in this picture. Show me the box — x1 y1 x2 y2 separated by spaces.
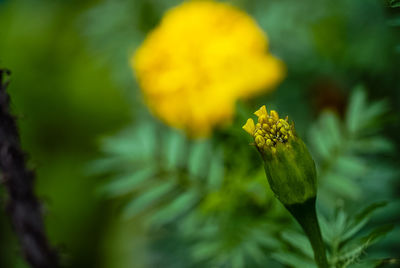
1 0 399 267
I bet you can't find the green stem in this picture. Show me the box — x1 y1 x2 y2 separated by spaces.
285 197 329 268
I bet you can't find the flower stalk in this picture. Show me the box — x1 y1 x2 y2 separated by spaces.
286 198 329 268
243 105 329 268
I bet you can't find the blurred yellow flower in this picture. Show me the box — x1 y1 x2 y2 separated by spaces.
132 0 285 136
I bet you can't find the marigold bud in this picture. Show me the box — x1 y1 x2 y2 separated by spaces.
242 105 317 205
263 138 317 205
243 105 328 268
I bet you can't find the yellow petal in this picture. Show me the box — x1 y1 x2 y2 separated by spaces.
254 105 268 117
270 110 279 120
242 118 256 135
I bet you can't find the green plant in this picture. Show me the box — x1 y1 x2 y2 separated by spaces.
92 87 397 268
273 202 393 268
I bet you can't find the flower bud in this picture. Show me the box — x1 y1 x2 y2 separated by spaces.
242 105 317 205
263 138 317 205
243 106 328 268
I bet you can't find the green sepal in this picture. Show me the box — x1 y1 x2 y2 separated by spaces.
261 137 317 206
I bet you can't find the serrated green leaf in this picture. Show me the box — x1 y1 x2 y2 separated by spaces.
101 124 157 160
207 150 224 189
350 258 400 268
242 239 266 263
341 217 369 244
348 259 379 268
322 173 362 199
319 214 333 243
191 241 221 262
334 209 348 238
320 112 342 151
354 202 387 225
122 180 175 219
164 130 186 170
336 242 368 267
272 252 316 268
351 137 394 153
346 86 366 135
87 157 125 175
252 229 281 248
136 123 157 159
188 140 211 179
309 125 331 159
362 100 388 129
335 156 367 177
281 231 314 259
359 225 394 245
100 166 156 197
101 135 139 156
338 225 393 264
100 128 137 154
148 190 199 227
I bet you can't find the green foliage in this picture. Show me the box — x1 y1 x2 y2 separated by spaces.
308 87 396 207
1 0 399 267
92 119 288 267
79 0 182 88
273 87 397 267
92 87 397 268
79 0 400 266
274 202 393 268
92 122 211 227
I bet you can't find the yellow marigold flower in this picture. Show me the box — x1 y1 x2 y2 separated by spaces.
132 1 285 136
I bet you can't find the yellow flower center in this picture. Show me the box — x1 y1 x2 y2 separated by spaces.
242 105 294 153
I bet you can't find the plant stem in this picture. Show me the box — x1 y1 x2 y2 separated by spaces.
285 197 329 268
0 69 59 268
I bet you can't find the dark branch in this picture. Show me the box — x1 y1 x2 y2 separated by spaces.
0 69 59 268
